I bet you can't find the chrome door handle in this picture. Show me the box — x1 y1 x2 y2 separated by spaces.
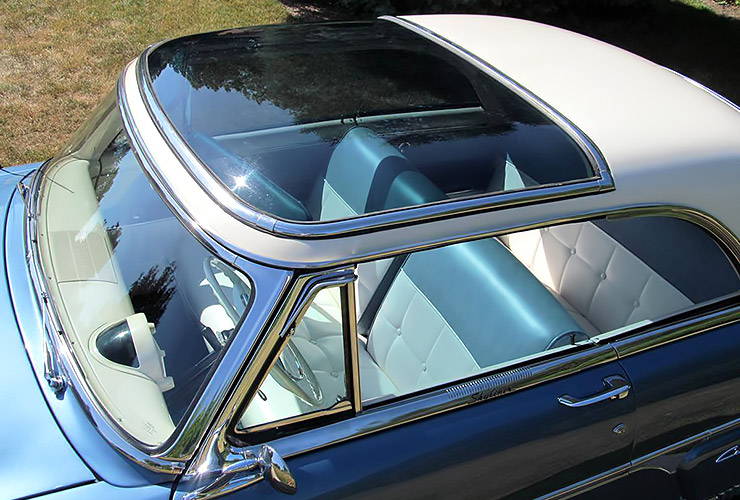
558 375 630 408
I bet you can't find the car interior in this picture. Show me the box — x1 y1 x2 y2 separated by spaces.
238 125 739 430
39 108 737 441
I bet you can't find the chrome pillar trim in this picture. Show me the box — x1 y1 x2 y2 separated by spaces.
222 268 356 434
609 303 740 359
178 267 357 497
133 25 613 240
384 15 614 189
118 62 252 266
541 416 740 499
231 268 357 438
344 283 362 411
267 343 616 459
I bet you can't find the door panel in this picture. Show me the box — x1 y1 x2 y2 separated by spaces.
615 321 740 497
222 362 634 499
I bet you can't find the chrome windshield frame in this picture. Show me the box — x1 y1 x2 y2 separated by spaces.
134 16 614 239
23 124 294 473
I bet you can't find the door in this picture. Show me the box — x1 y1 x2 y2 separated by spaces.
225 357 635 499
614 311 740 500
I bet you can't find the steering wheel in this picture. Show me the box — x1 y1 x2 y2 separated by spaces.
202 257 323 406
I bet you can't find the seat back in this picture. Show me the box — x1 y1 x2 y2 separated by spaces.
505 222 693 334
366 238 584 395
321 127 447 314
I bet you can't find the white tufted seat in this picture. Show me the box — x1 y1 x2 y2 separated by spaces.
503 222 693 335
365 270 480 395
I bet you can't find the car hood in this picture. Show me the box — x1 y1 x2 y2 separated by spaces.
0 164 95 498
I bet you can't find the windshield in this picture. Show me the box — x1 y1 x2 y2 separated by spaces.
35 94 252 445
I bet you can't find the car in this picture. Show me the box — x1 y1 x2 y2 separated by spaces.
2 13 739 500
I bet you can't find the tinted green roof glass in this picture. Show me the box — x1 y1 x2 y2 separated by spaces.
147 20 596 223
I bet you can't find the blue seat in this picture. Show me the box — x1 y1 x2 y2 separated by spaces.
315 127 585 398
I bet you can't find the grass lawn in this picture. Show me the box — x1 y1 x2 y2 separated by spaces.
0 0 287 166
1 0 738 167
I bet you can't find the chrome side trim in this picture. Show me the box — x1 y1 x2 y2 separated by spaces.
541 416 740 499
268 343 616 458
610 303 740 358
133 21 613 239
632 417 740 470
226 287 738 474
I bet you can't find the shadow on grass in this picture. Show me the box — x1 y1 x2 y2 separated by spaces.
283 1 740 105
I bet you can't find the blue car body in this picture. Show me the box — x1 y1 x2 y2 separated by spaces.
0 164 172 499
2 14 739 500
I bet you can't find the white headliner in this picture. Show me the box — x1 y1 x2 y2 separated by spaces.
125 15 740 268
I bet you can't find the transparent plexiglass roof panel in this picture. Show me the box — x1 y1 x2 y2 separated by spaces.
146 20 596 224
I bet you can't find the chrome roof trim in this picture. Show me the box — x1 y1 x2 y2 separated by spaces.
278 204 739 273
133 18 614 239
384 15 613 186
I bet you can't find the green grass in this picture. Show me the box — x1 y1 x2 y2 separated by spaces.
0 0 288 166
677 0 713 10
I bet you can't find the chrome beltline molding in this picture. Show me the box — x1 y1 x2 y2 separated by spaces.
268 343 617 459
540 416 740 499
132 17 614 240
204 289 738 494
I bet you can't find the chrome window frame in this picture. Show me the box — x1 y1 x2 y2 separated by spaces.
23 123 294 474
135 16 614 239
176 205 740 495
231 273 361 439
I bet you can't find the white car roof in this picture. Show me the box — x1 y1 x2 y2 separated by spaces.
122 15 740 269
405 15 740 224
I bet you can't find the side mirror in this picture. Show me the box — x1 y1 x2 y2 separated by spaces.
178 443 296 499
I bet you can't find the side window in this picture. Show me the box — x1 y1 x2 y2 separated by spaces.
238 287 351 430
355 215 739 403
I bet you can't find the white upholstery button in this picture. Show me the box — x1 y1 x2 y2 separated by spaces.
396 328 402 336
309 339 318 345
330 371 338 378
570 248 576 255
421 363 427 372
633 301 640 308
600 272 607 280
